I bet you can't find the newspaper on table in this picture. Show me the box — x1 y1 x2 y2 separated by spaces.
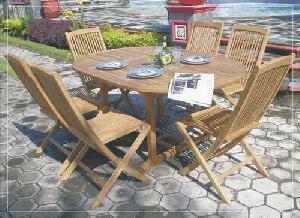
168 73 214 107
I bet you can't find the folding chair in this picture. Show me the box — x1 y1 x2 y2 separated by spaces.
215 24 270 105
65 27 138 114
5 53 99 154
158 54 294 203
30 64 151 209
187 20 224 54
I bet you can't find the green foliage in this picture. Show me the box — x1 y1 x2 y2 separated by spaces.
0 59 18 80
0 15 32 38
101 25 165 49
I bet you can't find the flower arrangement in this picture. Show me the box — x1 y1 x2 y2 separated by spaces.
63 0 86 30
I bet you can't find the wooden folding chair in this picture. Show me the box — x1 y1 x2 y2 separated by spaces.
156 54 294 203
215 24 270 105
65 27 138 114
30 64 151 209
187 20 224 54
5 53 98 154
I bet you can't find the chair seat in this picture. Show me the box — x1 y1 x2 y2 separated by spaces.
87 112 147 144
214 82 245 96
72 97 98 114
179 105 232 136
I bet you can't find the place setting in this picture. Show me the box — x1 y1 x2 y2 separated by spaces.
180 55 212 65
96 60 128 70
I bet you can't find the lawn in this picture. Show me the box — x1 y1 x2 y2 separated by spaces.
0 59 18 79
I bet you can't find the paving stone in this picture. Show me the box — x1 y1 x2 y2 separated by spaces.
278 140 299 150
189 197 217 216
297 198 300 209
0 180 19 195
250 205 280 218
148 164 174 179
252 178 278 194
60 175 87 193
215 162 235 174
239 166 263 179
0 167 23 180
280 182 300 197
14 184 40 199
31 204 62 218
9 199 37 217
7 146 29 157
10 137 31 148
19 171 43 184
109 201 140 217
128 175 156 190
250 129 266 137
58 192 87 210
266 148 289 159
21 159 45 171
5 157 25 167
291 150 300 160
134 189 161 206
295 172 300 183
282 210 300 218
83 197 113 212
38 175 62 188
40 162 61 175
293 133 300 143
260 155 277 168
155 178 181 194
0 193 17 210
268 117 286 125
278 124 297 133
267 131 289 140
179 181 207 198
218 202 248 218
160 193 189 211
107 185 135 202
237 190 264 207
280 159 300 171
259 122 278 131
224 174 251 190
267 193 294 211
36 188 63 205
271 166 290 179
255 138 278 148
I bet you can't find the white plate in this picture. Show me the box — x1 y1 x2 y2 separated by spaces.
96 61 127 70
181 55 211 65
128 68 162 79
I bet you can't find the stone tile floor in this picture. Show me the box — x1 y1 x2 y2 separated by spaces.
0 44 300 217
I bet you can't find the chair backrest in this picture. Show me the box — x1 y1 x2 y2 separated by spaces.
225 24 270 75
65 27 106 60
4 53 66 125
186 20 224 54
222 54 294 142
29 64 103 149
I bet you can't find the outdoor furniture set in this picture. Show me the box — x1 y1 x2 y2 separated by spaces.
5 20 295 209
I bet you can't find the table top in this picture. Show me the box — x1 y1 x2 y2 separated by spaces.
73 47 246 94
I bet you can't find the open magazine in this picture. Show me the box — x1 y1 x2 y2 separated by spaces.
168 73 214 107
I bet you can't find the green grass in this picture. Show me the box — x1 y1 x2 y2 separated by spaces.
0 33 70 61
0 59 18 79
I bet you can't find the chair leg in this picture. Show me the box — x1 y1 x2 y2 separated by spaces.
60 144 90 180
90 125 150 209
36 122 61 154
225 94 238 106
240 140 269 177
58 140 85 175
176 122 231 203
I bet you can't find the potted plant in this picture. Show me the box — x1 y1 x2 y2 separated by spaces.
179 0 206 6
41 0 61 18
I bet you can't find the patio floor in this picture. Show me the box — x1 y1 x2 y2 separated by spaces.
0 45 300 217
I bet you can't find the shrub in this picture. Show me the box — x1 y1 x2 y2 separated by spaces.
28 18 72 48
101 25 165 49
1 15 32 38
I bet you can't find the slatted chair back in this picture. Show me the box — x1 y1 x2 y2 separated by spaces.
65 27 106 60
30 64 103 150
187 20 224 54
4 53 66 125
219 54 294 146
225 24 270 83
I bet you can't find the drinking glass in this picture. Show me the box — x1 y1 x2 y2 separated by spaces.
171 46 183 66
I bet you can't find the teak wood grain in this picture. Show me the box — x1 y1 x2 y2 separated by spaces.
73 47 246 94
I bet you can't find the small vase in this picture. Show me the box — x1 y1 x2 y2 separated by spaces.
41 0 61 19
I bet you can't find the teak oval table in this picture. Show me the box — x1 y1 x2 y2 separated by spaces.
73 47 246 169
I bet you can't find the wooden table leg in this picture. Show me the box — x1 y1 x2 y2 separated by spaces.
157 95 164 122
141 93 158 170
100 83 109 113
